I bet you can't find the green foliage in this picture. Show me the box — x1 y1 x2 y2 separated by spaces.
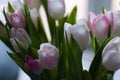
89 36 114 80
0 0 116 80
66 6 77 24
8 2 14 13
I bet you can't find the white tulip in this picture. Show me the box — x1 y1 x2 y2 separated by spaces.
102 37 120 71
48 0 65 19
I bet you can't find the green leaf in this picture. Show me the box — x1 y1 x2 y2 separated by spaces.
8 2 14 13
41 0 56 42
89 36 114 80
3 8 12 29
102 6 105 14
66 6 77 24
66 36 83 80
7 52 25 64
28 47 39 59
57 42 69 80
82 70 93 80
38 16 48 42
90 31 99 53
58 16 67 46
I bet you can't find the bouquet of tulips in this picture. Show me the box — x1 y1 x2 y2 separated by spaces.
0 0 120 80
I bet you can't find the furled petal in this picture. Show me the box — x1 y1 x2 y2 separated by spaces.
10 28 31 52
93 14 109 40
38 43 59 69
25 55 43 75
48 0 65 19
102 37 120 71
7 11 26 29
102 50 120 71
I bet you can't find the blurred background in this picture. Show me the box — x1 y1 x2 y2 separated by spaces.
0 0 120 80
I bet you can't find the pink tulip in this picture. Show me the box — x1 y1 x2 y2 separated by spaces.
88 12 110 40
38 43 59 69
102 37 120 71
26 0 41 9
48 0 65 19
7 11 26 29
25 55 43 75
10 28 31 52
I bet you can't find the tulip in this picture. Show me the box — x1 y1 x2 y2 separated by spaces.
88 13 110 40
10 28 31 52
111 10 120 36
71 19 90 50
48 0 65 19
26 0 41 9
30 8 39 27
38 43 59 69
64 19 90 50
9 0 23 11
102 37 120 71
25 55 43 75
7 11 26 29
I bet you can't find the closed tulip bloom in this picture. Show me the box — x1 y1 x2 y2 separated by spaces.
26 0 41 9
25 55 43 75
38 43 59 69
10 0 23 11
30 8 39 27
111 10 120 36
7 11 26 29
92 14 109 40
10 28 31 52
48 0 65 19
64 19 89 50
102 37 120 71
71 19 90 50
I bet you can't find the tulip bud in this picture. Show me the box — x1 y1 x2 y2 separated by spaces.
92 14 109 40
9 0 23 11
71 19 90 50
30 8 39 27
38 43 59 69
25 55 43 75
111 10 120 36
10 28 31 52
64 19 89 50
48 0 65 19
26 0 41 9
102 37 120 71
7 11 26 29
